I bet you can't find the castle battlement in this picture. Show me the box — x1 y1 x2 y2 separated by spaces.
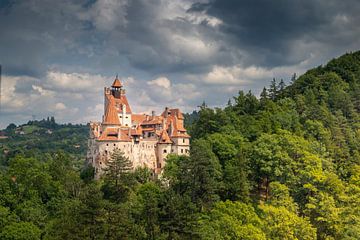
86 76 190 178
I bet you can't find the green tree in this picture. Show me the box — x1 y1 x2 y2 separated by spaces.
188 139 222 210
101 149 135 202
0 222 41 240
260 205 316 240
198 201 265 240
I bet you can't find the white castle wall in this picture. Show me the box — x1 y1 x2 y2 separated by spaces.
88 138 159 178
157 143 172 169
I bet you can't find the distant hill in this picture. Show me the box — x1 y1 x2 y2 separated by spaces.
0 118 88 168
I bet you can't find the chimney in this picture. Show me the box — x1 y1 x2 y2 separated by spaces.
164 107 169 118
152 110 155 117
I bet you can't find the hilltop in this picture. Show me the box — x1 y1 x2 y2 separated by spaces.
0 118 88 168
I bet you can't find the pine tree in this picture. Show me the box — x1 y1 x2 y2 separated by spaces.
104 149 133 187
290 73 297 84
269 78 278 100
278 79 286 92
260 87 268 100
102 149 134 202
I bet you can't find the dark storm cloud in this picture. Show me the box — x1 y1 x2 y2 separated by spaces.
104 0 223 74
189 0 360 67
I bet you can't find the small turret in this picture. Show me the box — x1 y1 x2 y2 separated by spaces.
111 75 123 98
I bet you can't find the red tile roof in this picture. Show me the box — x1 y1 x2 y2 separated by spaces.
161 108 184 120
112 77 123 88
97 127 132 142
114 95 132 114
132 114 147 123
159 130 172 144
103 96 121 125
141 116 163 125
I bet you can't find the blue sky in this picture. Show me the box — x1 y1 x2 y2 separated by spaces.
1 0 360 128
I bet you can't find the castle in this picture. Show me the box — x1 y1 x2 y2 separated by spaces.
86 77 190 177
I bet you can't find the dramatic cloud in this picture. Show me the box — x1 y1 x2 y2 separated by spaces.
0 0 359 128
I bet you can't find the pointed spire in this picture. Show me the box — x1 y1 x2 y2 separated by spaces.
159 129 172 144
112 75 123 88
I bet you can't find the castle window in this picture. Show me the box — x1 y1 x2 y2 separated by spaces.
105 150 108 154
106 143 109 146
181 149 184 153
100 162 102 165
163 149 167 153
126 116 128 119
125 124 128 126
114 144 116 146
183 139 185 143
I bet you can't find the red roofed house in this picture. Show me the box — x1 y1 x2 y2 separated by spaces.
87 76 190 178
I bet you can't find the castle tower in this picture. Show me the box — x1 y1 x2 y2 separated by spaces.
104 76 132 127
156 129 172 171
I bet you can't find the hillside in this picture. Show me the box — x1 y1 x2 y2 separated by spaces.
1 51 360 239
0 118 88 168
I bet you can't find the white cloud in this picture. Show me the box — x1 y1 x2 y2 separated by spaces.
45 71 107 92
147 77 171 89
144 76 201 107
32 85 55 97
201 59 313 86
1 76 38 112
54 102 67 111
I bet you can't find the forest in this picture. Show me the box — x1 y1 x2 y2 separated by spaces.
1 51 360 239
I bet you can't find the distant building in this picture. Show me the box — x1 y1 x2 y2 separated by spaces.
86 77 190 178
0 131 8 139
